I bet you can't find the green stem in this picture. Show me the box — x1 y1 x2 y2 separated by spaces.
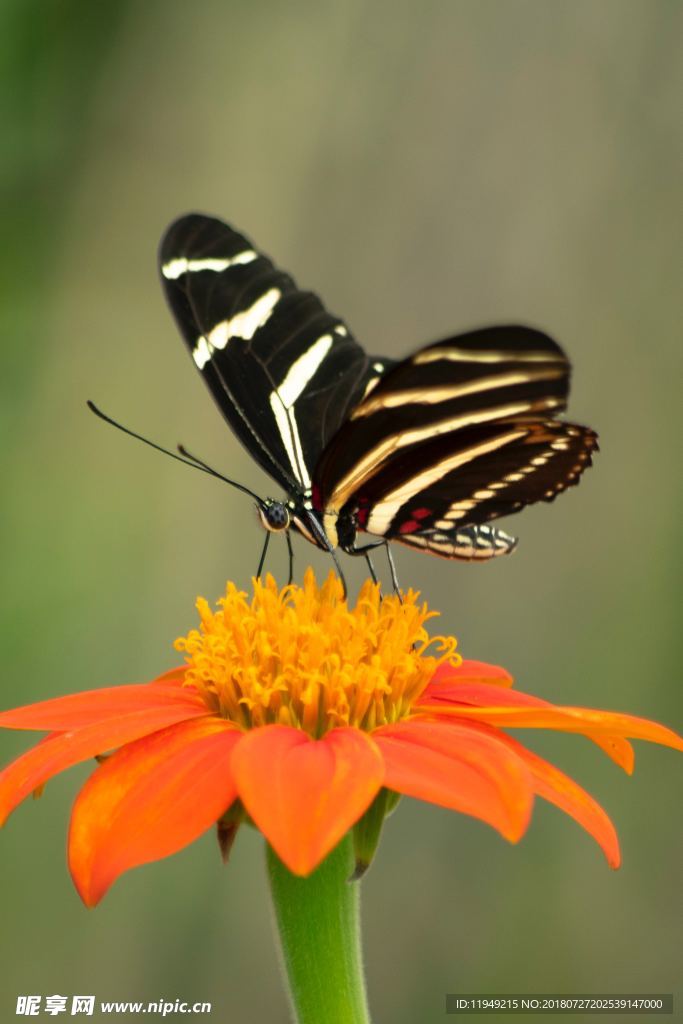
266 836 372 1024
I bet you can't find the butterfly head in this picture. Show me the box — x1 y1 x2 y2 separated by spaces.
258 499 291 533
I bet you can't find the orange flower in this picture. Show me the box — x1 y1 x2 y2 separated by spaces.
1 571 680 907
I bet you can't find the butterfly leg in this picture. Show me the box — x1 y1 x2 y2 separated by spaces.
286 529 294 585
256 531 271 579
385 542 402 599
328 548 348 597
299 510 350 598
348 540 384 555
364 552 378 585
344 539 385 590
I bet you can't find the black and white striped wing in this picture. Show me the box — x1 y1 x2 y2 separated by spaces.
159 214 389 495
313 326 598 558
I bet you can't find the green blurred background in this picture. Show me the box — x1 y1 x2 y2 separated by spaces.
2 0 681 1020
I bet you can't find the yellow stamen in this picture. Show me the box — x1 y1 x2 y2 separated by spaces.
174 569 460 736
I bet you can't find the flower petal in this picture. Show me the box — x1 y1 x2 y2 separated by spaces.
501 732 621 867
420 683 636 772
0 684 205 731
416 703 683 751
150 667 188 687
68 717 240 906
0 701 213 826
588 735 635 774
373 718 533 842
422 680 543 707
231 725 384 876
429 659 514 688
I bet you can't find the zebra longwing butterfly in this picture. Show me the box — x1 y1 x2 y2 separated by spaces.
159 213 597 566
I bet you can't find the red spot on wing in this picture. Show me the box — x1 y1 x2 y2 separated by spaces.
411 507 431 520
399 520 421 534
312 484 322 512
357 506 369 528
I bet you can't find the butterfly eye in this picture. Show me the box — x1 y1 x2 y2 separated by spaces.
259 502 290 533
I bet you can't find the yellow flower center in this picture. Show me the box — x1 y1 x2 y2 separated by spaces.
174 569 459 736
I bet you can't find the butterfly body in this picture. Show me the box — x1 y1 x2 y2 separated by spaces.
160 214 597 564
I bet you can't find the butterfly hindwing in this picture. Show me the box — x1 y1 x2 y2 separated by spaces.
356 418 596 551
312 326 597 558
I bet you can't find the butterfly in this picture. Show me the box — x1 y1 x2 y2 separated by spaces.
158 213 598 583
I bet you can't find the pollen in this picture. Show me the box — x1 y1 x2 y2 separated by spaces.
174 570 459 736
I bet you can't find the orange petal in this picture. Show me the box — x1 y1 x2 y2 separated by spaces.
68 717 240 906
416 703 683 752
0 684 205 732
419 684 636 772
372 718 533 842
149 667 187 687
232 726 384 876
588 735 635 774
421 680 540 707
0 701 213 826
501 732 621 867
429 659 514 688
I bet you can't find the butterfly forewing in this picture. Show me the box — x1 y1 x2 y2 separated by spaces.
159 214 387 494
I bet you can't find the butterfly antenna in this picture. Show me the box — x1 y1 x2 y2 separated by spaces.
174 443 254 499
87 401 262 502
